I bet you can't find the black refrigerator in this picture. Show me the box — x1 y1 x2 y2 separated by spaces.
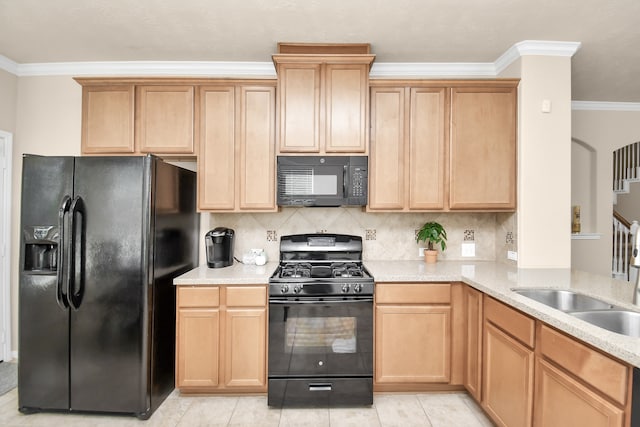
18 155 199 419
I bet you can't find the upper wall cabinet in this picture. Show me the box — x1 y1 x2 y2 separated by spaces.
79 84 135 154
273 51 375 155
76 79 196 156
449 85 517 210
368 84 448 211
368 79 518 212
197 82 277 212
135 85 195 154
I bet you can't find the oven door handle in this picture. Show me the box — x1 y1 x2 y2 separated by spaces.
269 297 373 304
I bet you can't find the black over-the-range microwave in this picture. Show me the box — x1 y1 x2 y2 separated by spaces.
277 156 368 207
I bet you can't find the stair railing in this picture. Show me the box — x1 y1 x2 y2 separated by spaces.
613 141 640 193
613 211 636 280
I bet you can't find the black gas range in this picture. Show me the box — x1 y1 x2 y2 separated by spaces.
267 234 374 407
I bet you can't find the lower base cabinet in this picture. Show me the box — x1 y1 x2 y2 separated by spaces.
482 298 534 427
466 288 634 427
176 285 267 392
535 358 625 427
534 324 630 427
374 283 464 391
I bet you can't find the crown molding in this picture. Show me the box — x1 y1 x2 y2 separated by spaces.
0 40 581 80
572 101 640 111
494 40 581 74
0 55 18 75
15 61 277 77
370 62 495 78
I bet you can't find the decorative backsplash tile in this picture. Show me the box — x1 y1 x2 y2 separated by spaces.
206 208 513 264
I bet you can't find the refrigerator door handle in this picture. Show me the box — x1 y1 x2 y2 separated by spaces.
56 195 72 310
67 196 86 310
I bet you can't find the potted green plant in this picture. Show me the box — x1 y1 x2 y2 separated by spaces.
416 221 447 263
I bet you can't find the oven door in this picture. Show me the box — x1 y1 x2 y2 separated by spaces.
268 296 373 378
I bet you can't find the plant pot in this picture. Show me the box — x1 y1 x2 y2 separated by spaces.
424 250 438 264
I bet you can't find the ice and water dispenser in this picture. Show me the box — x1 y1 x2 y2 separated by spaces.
23 226 59 273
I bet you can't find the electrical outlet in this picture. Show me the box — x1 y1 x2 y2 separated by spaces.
418 247 426 257
507 250 518 261
461 243 476 257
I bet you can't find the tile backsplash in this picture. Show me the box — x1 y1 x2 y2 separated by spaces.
201 208 518 266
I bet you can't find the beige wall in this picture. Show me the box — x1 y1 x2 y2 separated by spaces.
499 55 573 268
10 76 82 352
0 69 18 132
572 109 640 276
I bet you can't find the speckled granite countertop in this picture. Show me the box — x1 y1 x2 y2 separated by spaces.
173 262 278 285
367 260 640 368
174 260 640 367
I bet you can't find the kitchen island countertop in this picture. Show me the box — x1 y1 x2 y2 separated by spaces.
174 260 640 367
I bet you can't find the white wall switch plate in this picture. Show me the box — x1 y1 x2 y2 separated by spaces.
418 247 426 257
461 243 475 257
507 250 518 261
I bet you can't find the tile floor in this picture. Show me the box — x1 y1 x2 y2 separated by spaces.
0 388 493 426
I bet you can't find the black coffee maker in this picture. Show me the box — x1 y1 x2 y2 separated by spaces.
205 227 235 268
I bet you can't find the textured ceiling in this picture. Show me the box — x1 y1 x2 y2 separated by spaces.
1 0 639 102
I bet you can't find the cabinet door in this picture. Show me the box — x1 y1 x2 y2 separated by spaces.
450 86 517 210
176 308 220 388
277 63 321 153
81 85 134 154
238 85 277 211
369 87 406 210
375 305 451 383
482 322 534 427
464 286 483 402
136 85 194 154
534 358 625 427
197 86 236 210
224 308 267 388
409 87 447 209
324 63 368 153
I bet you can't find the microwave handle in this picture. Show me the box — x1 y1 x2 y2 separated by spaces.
343 165 348 198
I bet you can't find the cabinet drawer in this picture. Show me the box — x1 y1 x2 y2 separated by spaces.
226 286 266 307
376 283 451 304
539 324 629 406
484 297 535 348
178 286 220 308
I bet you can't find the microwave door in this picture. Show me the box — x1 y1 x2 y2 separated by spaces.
278 166 344 206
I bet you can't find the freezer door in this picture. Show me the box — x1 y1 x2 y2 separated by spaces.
69 156 150 414
18 156 74 411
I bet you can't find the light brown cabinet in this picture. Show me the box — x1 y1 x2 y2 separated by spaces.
80 84 135 154
197 82 276 212
534 325 630 427
368 84 447 210
464 287 635 427
375 283 463 391
482 297 535 427
176 285 267 393
77 79 196 156
449 86 517 210
368 80 517 212
464 285 483 402
273 55 374 154
135 85 195 154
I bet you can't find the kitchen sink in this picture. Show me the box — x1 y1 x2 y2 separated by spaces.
511 288 617 312
570 310 640 338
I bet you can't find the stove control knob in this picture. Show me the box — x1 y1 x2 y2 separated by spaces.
354 284 363 293
293 285 302 294
342 284 350 293
280 285 289 294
